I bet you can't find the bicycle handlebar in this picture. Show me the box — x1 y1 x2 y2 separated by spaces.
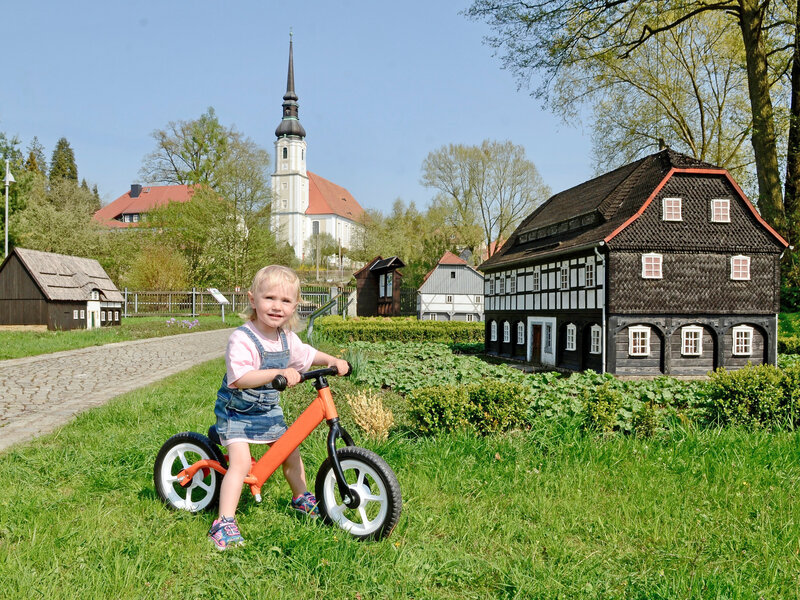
271 362 352 392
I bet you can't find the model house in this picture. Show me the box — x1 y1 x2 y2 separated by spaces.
479 149 788 376
418 251 483 321
354 256 405 317
0 247 124 330
93 184 196 228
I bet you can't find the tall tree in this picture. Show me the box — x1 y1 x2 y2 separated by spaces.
25 136 47 176
49 137 78 182
421 140 550 258
465 0 796 236
140 107 231 188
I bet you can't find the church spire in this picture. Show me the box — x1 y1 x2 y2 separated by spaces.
275 32 306 139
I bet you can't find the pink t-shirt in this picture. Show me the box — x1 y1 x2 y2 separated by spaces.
225 321 317 388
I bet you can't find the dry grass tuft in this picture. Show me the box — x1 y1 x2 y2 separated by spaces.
345 390 394 440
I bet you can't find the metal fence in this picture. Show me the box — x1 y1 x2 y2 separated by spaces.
122 286 356 319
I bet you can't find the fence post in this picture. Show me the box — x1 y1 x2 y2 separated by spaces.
124 287 128 318
192 288 196 317
134 292 138 314
330 286 339 316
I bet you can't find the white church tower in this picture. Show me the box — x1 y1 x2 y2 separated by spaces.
271 34 309 260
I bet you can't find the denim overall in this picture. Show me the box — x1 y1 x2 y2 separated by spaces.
214 325 290 444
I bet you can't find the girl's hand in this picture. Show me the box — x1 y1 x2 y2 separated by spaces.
279 368 302 387
331 358 350 376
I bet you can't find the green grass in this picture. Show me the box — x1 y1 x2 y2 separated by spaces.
0 315 244 360
1 360 799 599
779 312 800 337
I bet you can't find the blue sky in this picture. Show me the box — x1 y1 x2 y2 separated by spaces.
2 1 593 212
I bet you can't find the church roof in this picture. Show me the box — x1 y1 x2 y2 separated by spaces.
307 171 365 222
93 184 196 227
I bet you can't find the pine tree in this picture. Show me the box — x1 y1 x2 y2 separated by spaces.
26 136 47 176
50 137 78 181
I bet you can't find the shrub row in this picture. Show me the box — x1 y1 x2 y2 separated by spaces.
778 336 800 354
407 362 800 436
314 316 484 344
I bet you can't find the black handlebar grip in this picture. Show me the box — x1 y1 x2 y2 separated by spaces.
272 374 288 391
344 361 353 376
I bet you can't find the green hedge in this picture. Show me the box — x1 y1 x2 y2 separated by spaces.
778 336 800 354
314 316 484 344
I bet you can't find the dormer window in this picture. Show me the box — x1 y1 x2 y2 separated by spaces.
711 198 730 222
662 197 682 221
642 253 663 279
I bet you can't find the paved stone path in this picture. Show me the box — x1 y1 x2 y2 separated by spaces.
0 328 233 453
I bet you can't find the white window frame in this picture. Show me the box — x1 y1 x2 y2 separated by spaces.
681 325 703 356
490 321 497 342
585 263 595 288
101 311 106 322
590 325 602 354
386 273 393 297
498 276 505 295
115 311 119 320
544 324 552 353
565 323 577 351
475 296 482 304
628 326 651 357
711 198 731 223
517 322 525 344
560 266 569 290
73 310 79 319
445 295 454 303
488 277 494 296
503 322 511 343
731 255 751 280
80 309 85 319
466 314 474 322
732 325 753 356
510 275 517 294
662 197 682 221
533 270 541 292
642 253 663 279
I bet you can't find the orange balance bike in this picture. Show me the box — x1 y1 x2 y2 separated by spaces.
153 365 402 540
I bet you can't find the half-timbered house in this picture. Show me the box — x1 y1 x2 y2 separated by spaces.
418 251 484 321
0 247 124 330
354 256 405 317
479 149 788 376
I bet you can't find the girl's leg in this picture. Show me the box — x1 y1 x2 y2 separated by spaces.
218 441 251 518
281 447 308 498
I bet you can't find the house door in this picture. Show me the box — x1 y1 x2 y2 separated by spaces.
530 324 542 364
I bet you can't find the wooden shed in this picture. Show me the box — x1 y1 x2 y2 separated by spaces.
354 256 405 317
0 247 124 330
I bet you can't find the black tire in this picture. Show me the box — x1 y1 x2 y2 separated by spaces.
153 432 226 513
314 447 402 540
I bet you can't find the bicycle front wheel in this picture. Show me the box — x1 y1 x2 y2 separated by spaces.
314 446 402 540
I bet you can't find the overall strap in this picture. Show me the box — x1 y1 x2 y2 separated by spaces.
278 328 289 352
237 324 267 356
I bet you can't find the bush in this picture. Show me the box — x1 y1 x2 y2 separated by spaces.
467 381 528 434
408 386 471 434
582 380 624 433
778 336 800 354
314 316 484 344
704 364 785 428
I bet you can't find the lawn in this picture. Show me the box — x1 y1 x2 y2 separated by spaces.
1 359 799 599
0 315 244 360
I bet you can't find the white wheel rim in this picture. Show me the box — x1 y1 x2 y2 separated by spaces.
321 458 390 536
157 442 217 512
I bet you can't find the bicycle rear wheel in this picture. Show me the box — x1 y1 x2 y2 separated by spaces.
154 432 226 513
314 446 402 540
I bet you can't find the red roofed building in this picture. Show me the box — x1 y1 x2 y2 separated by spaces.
417 251 484 321
270 36 365 260
93 184 196 228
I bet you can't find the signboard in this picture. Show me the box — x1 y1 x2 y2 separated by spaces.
207 288 230 304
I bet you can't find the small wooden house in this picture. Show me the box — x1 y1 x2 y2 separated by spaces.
418 251 484 321
479 149 788 376
0 247 124 330
354 256 405 317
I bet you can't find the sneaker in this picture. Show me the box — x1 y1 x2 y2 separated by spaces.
291 491 320 518
208 516 244 550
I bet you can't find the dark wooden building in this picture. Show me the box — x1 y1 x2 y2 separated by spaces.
354 256 405 317
479 149 788 376
0 247 124 331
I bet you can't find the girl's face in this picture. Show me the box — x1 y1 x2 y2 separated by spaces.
248 281 298 333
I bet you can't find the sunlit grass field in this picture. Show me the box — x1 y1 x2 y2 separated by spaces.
1 359 798 599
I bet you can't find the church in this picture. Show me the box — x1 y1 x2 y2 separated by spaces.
270 37 365 261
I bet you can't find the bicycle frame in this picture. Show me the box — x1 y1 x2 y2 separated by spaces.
176 368 358 506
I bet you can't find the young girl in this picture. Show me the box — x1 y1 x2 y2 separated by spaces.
209 265 349 550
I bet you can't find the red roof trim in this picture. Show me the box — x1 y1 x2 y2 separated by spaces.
603 168 788 247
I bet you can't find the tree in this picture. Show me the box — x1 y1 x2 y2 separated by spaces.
140 107 231 188
123 243 191 290
24 136 47 176
465 0 796 237
50 137 78 182
421 140 550 258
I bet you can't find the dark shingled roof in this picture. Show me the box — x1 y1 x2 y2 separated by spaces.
480 149 733 271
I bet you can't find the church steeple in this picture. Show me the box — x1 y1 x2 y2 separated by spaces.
275 33 306 139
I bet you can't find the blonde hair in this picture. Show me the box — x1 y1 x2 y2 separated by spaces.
247 265 301 331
